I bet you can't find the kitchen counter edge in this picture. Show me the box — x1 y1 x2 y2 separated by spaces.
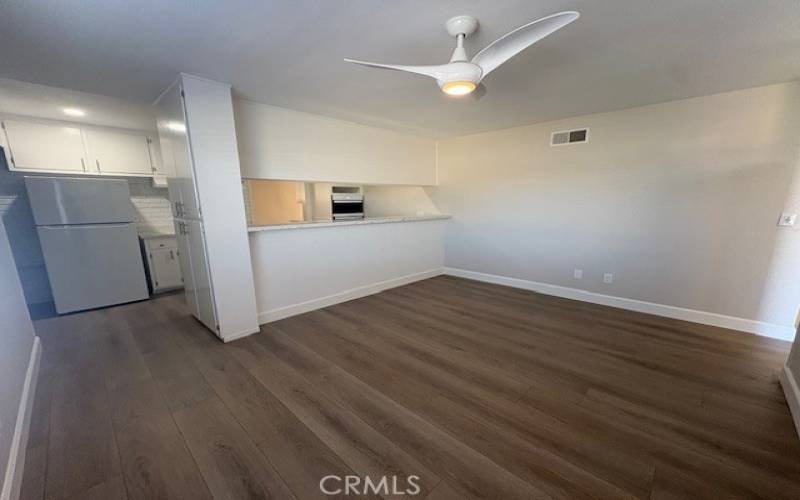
248 214 451 233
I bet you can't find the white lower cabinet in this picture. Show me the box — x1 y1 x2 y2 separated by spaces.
2 119 87 173
141 235 183 293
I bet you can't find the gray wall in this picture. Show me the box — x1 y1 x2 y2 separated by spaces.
0 219 36 495
433 82 800 329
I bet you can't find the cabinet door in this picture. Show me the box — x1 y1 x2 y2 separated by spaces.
156 83 200 219
185 219 218 334
84 128 154 176
174 220 198 316
149 247 183 291
2 119 87 173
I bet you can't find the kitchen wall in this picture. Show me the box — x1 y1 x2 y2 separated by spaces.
0 220 38 500
433 82 800 338
0 78 172 309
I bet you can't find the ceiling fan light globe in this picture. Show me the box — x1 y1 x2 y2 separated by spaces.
441 81 477 96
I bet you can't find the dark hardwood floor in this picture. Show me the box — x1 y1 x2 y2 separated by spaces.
20 275 800 499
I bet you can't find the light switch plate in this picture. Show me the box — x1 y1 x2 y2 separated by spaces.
603 273 614 284
574 269 583 279
778 213 797 227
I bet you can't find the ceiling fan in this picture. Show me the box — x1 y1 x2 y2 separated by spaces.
344 11 579 97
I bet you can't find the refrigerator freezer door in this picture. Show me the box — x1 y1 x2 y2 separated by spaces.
37 223 149 313
25 176 135 225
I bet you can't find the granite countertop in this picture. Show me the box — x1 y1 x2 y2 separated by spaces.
248 214 451 233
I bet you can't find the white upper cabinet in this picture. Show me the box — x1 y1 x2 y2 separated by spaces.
83 127 154 176
234 100 437 186
2 116 159 178
2 119 87 173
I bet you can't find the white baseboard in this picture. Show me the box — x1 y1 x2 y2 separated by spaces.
780 366 800 441
258 268 445 324
1 336 41 500
221 326 261 343
444 267 796 341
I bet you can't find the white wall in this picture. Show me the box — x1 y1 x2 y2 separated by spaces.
433 82 800 338
249 220 446 322
234 99 437 186
0 220 38 500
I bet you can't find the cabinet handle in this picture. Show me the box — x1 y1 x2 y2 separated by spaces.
95 159 101 172
169 250 174 260
80 158 86 171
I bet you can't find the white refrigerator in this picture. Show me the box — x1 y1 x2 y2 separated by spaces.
25 176 149 314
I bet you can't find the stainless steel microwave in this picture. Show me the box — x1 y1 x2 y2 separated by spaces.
331 192 364 220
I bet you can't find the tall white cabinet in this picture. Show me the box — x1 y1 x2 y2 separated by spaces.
154 74 259 341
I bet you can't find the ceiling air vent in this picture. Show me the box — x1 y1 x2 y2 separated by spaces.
551 128 589 146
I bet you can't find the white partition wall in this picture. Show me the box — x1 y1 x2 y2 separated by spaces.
249 219 447 323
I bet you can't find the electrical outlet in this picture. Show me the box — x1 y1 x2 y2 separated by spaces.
573 269 583 279
778 213 797 227
603 273 614 284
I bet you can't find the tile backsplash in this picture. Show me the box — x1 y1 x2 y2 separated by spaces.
129 178 173 234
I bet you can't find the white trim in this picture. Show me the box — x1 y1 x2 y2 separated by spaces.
1 337 41 500
780 365 800 441
258 268 445 324
444 267 796 341
221 327 261 344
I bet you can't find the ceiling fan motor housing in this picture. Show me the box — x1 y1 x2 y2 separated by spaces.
435 61 483 89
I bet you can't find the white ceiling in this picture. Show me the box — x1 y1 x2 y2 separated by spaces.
1 0 798 138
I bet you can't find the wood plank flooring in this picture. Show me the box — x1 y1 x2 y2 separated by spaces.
20 275 800 499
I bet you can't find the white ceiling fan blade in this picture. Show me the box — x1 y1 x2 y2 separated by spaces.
343 58 452 80
471 11 579 78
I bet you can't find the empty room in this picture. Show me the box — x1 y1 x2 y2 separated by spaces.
2 1 800 499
